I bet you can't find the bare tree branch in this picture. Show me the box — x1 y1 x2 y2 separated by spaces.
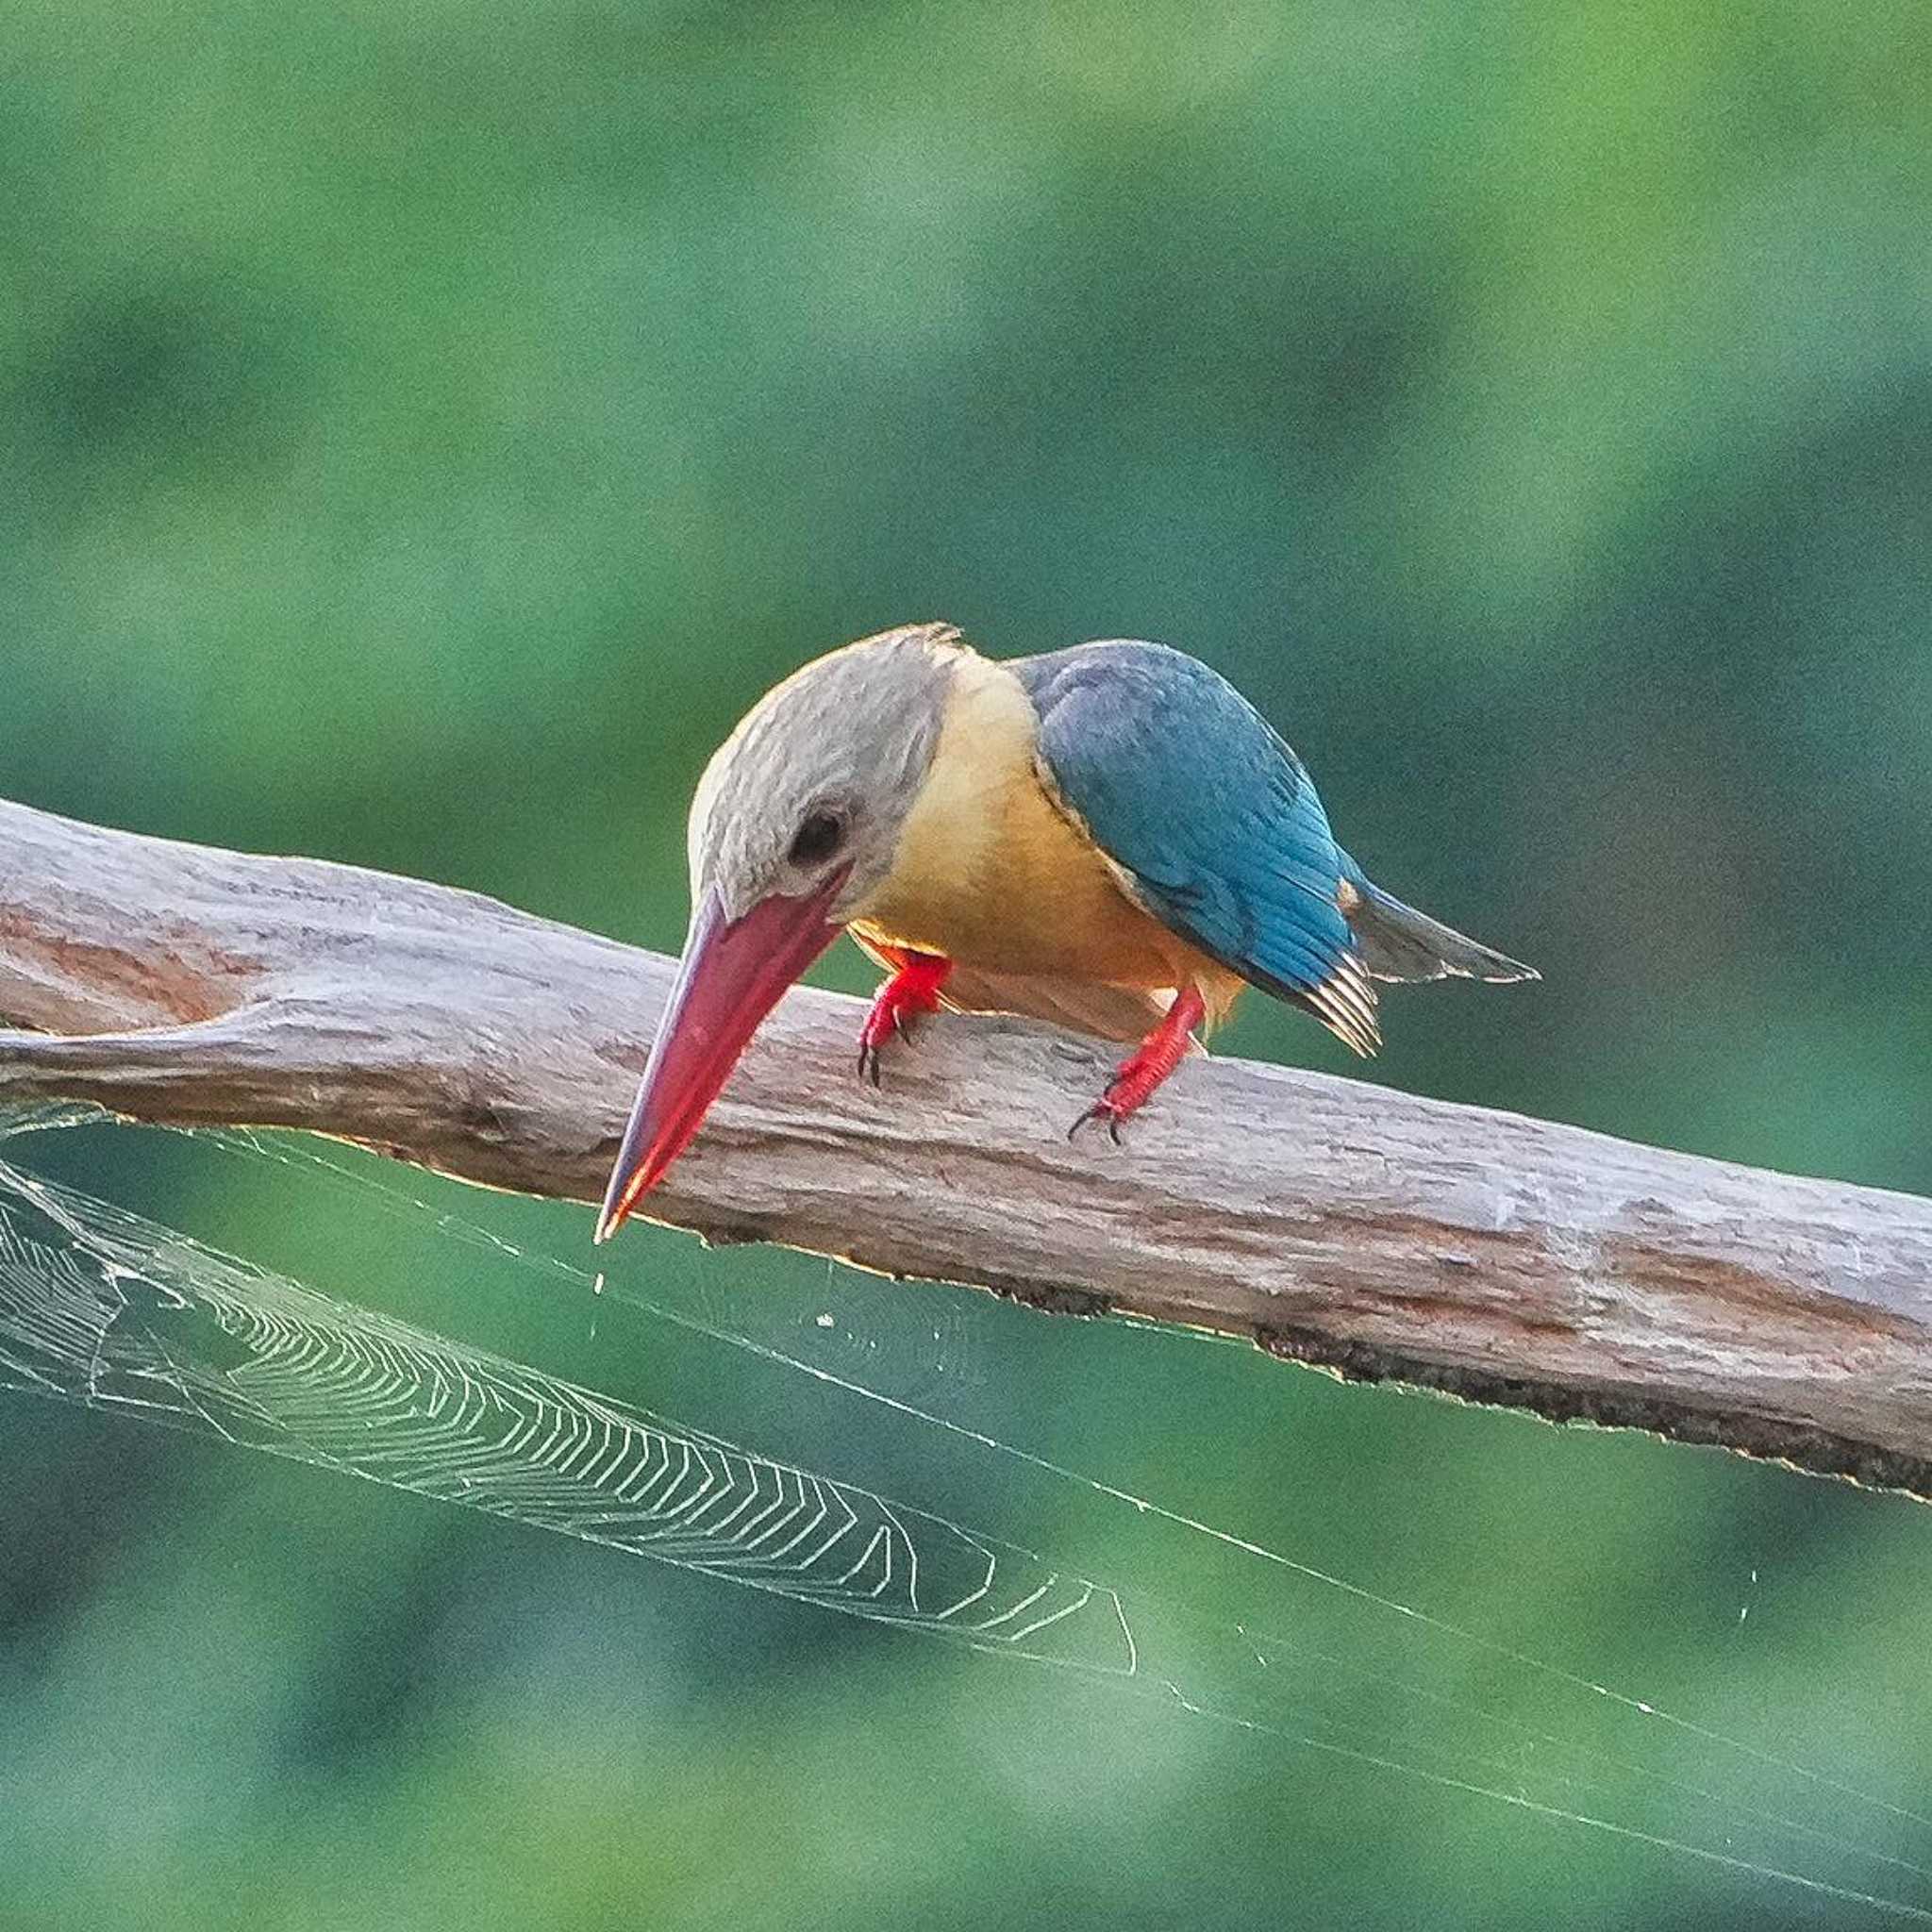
4 797 1930 1495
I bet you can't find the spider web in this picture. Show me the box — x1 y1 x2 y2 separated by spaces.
1 1103 1929 1924
0 1116 1124 1667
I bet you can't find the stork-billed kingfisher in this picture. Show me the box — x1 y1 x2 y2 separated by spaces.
595 623 1535 1240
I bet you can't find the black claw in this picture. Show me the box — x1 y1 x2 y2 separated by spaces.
1069 1099 1128 1142
858 1043 882 1086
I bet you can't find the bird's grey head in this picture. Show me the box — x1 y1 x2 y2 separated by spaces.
688 623 961 924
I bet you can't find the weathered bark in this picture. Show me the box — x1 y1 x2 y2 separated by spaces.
4 798 1930 1494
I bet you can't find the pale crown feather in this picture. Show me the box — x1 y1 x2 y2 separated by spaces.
687 625 961 922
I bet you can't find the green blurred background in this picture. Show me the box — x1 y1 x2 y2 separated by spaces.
4 1 1931 1926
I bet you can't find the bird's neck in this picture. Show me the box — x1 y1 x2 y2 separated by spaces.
854 655 1039 949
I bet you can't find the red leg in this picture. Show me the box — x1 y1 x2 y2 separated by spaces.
858 948 953 1084
1071 984 1207 1142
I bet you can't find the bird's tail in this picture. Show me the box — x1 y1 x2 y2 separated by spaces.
1341 863 1539 986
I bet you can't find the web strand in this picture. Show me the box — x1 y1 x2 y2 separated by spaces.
0 1108 1926 1920
191 1121 1932 1846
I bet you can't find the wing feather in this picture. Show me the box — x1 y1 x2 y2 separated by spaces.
1013 641 1380 1056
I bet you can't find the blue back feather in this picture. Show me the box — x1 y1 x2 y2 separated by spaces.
1010 641 1380 1052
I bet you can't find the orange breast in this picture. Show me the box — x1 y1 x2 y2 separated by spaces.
851 657 1242 1018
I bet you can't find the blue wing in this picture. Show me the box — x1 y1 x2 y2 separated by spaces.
1010 640 1380 1054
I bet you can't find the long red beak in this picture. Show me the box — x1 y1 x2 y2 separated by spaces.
593 875 844 1241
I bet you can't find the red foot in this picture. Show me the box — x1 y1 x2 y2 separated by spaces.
858 950 953 1084
1071 985 1207 1142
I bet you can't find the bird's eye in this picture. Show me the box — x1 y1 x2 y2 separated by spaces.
789 810 845 868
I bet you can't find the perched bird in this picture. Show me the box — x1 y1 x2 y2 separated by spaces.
594 623 1535 1240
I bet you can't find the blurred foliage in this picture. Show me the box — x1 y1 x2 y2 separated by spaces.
3 1 1930 1926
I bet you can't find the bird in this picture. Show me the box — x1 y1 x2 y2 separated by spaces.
593 622 1536 1241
